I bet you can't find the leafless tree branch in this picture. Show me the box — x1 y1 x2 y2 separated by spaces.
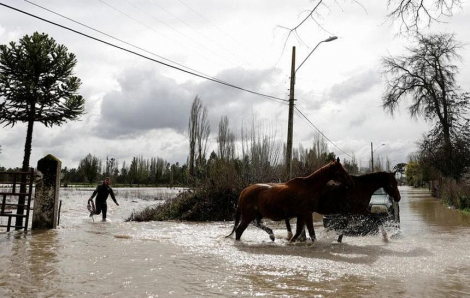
386 0 462 35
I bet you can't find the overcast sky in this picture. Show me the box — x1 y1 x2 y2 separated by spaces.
1 0 469 170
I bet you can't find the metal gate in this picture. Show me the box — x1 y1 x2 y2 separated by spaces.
0 168 35 232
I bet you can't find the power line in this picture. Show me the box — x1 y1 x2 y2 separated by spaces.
98 0 234 70
23 0 212 80
143 0 252 68
0 2 288 103
7 1 351 154
294 106 352 158
176 0 272 67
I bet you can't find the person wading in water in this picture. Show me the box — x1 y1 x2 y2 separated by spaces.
88 177 119 221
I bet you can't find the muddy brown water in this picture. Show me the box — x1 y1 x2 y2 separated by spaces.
1 186 470 297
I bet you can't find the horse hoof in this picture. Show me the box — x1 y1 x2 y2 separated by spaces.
269 234 275 242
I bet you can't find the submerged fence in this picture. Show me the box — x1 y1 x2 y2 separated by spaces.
0 168 35 232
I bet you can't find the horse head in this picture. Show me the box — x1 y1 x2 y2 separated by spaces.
330 158 354 188
383 172 401 202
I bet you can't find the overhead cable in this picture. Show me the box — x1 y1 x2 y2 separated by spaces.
1 2 288 103
24 0 210 80
294 106 352 158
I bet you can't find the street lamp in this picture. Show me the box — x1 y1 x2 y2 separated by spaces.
295 36 338 73
286 36 338 179
371 142 385 171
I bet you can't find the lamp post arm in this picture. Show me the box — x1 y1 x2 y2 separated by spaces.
295 41 323 73
374 143 385 154
295 36 337 73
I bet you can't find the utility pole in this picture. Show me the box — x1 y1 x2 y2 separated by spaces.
371 142 385 172
286 46 296 180
285 37 337 181
371 142 374 172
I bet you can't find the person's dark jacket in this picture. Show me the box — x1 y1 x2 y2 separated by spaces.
90 183 117 205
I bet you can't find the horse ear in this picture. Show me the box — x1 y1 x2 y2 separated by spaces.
336 157 340 163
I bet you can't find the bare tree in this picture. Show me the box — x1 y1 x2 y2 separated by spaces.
277 0 327 50
105 156 118 179
386 0 462 35
188 97 199 176
217 116 236 161
291 132 332 176
188 96 210 177
196 104 210 170
240 117 282 182
385 156 392 172
382 33 470 179
279 0 463 45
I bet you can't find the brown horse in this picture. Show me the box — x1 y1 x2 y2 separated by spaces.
226 159 354 242
285 171 401 242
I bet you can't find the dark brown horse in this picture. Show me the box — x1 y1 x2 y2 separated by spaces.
285 171 401 241
226 159 354 242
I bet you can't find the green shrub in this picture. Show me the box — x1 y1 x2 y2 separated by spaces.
458 195 470 211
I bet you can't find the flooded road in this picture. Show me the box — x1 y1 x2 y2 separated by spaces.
1 186 470 297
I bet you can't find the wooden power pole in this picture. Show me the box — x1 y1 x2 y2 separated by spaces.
286 46 296 180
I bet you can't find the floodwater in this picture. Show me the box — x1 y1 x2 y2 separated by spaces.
1 186 470 297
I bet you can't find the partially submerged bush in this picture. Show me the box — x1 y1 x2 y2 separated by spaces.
127 186 239 222
441 179 470 211
127 158 286 222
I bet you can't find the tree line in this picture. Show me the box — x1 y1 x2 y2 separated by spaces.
58 154 187 187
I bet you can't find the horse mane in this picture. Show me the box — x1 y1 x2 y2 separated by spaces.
351 172 396 197
284 161 336 185
351 171 391 183
305 161 336 180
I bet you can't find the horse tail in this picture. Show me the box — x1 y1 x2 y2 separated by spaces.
225 206 241 238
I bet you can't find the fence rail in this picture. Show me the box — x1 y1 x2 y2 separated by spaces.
0 168 35 232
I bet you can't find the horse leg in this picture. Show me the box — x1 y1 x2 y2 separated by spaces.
285 219 293 240
379 224 389 242
254 216 275 241
290 217 305 242
235 218 251 240
337 217 347 243
298 226 307 242
304 214 316 242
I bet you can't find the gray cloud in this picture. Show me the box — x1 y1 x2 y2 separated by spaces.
192 67 284 129
329 69 382 103
348 114 367 128
97 67 193 137
96 66 284 139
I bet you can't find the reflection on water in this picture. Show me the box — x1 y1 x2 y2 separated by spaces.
1 186 470 297
406 187 470 230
